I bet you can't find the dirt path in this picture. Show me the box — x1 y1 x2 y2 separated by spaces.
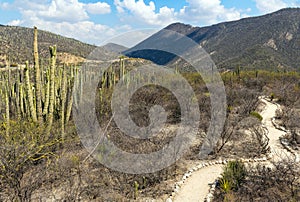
260 98 292 161
173 97 290 202
173 164 223 202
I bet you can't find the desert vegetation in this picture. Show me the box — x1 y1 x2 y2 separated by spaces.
214 160 300 201
0 26 300 202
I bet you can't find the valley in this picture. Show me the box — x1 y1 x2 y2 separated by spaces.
0 8 300 202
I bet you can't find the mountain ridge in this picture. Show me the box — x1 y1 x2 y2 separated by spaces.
0 25 97 66
125 8 300 71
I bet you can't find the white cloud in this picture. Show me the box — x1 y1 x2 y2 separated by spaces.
33 20 116 45
179 0 242 25
84 2 111 15
2 0 117 45
114 0 177 26
0 2 10 9
254 0 288 13
36 0 88 22
16 0 92 23
8 19 23 26
114 0 247 28
254 0 300 13
8 0 112 23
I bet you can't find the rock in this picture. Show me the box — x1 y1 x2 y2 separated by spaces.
166 198 172 202
295 155 300 163
281 139 289 146
207 193 213 198
295 131 300 144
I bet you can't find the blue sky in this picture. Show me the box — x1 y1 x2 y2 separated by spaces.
0 0 299 46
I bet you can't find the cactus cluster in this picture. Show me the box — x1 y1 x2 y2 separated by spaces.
0 27 76 139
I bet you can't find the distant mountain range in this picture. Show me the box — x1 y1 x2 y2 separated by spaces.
0 25 97 66
0 25 127 66
103 43 128 54
1 8 300 70
125 8 300 71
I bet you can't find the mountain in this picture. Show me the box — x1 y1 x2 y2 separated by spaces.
102 43 128 54
124 8 300 71
0 25 97 66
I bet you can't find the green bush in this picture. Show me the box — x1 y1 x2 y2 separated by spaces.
219 178 232 193
220 160 247 192
250 111 263 121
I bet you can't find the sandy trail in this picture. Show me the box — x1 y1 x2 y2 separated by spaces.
174 164 223 202
260 98 292 161
173 98 290 202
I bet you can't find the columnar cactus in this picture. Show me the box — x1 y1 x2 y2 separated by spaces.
65 77 74 124
0 27 78 141
43 68 50 115
25 61 37 122
60 65 67 139
4 83 10 135
33 27 43 124
45 45 57 135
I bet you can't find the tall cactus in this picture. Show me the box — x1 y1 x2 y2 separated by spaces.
25 61 37 122
19 83 24 118
33 27 43 124
45 45 56 136
43 68 50 115
60 65 67 139
4 83 10 135
0 27 77 140
15 67 21 119
65 78 74 125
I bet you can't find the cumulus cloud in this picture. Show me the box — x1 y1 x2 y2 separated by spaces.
84 2 111 15
179 0 242 25
27 0 89 23
6 0 112 22
0 2 10 9
2 0 117 45
27 18 116 45
8 19 23 26
114 0 247 27
254 0 300 13
254 0 288 13
114 0 177 26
